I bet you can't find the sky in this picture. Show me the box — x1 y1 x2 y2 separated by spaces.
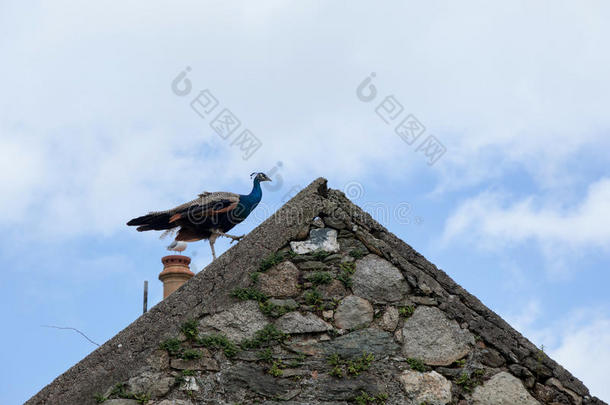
1 1 609 403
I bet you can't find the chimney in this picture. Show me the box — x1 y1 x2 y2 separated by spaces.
158 255 194 299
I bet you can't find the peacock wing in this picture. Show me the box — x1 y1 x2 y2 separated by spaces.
165 192 240 224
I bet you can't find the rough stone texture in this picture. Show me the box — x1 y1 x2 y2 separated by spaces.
533 382 572 404
352 254 410 303
257 261 300 297
333 295 373 330
508 364 535 388
478 347 506 368
27 178 605 405
402 306 474 366
170 356 219 371
317 279 347 300
199 300 268 342
285 335 326 356
297 261 327 271
472 372 540 405
181 376 199 392
322 216 346 230
547 377 583 405
125 371 174 398
268 298 298 309
145 349 169 371
306 374 382 401
224 363 300 399
275 312 333 334
312 217 324 228
104 400 139 405
410 296 438 306
321 328 399 359
155 400 194 405
398 370 452 405
378 306 399 332
290 228 340 254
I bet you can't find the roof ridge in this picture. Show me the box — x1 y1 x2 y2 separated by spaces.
27 177 605 405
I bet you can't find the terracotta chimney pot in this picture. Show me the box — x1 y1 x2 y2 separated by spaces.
159 255 194 299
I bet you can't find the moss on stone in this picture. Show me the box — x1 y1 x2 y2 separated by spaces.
180 319 199 341
159 338 182 357
231 287 268 303
198 334 239 358
241 324 287 350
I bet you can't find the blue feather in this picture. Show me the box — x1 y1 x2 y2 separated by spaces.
236 177 263 220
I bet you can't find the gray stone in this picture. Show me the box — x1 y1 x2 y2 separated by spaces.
508 364 534 388
295 223 311 240
322 253 343 263
394 327 403 343
199 301 268 342
170 356 220 371
402 306 474 366
337 233 365 246
224 363 299 398
291 254 315 263
546 377 583 405
323 216 346 229
125 371 174 398
258 261 300 298
479 348 506 368
318 279 347 300
155 400 194 405
398 370 452 405
268 298 298 309
352 255 409 303
312 217 325 228
533 382 571 404
334 295 373 330
309 374 381 401
523 356 553 379
279 368 310 378
378 306 399 332
297 261 328 271
145 349 169 371
286 335 325 356
180 376 199 392
419 282 433 295
322 328 399 359
104 400 139 405
471 372 540 405
290 228 340 254
410 296 438 306
337 229 354 238
275 312 333 334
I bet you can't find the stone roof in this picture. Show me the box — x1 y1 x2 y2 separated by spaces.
27 178 606 405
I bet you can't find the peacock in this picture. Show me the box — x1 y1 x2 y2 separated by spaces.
127 172 271 259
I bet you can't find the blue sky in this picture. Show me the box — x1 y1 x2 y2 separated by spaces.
1 1 610 403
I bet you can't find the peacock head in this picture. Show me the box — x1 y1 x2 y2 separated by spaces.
251 172 272 183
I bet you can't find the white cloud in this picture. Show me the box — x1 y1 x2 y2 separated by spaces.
505 304 610 402
550 317 610 401
2 1 610 240
442 178 610 255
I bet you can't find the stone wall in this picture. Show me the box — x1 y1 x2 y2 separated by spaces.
27 178 606 405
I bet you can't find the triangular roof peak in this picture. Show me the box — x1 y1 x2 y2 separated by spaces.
28 178 605 405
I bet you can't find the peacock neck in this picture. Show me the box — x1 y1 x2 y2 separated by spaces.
249 179 262 202
238 179 263 215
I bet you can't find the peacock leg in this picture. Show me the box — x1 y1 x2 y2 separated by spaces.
209 239 217 260
216 232 245 244
208 233 218 260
